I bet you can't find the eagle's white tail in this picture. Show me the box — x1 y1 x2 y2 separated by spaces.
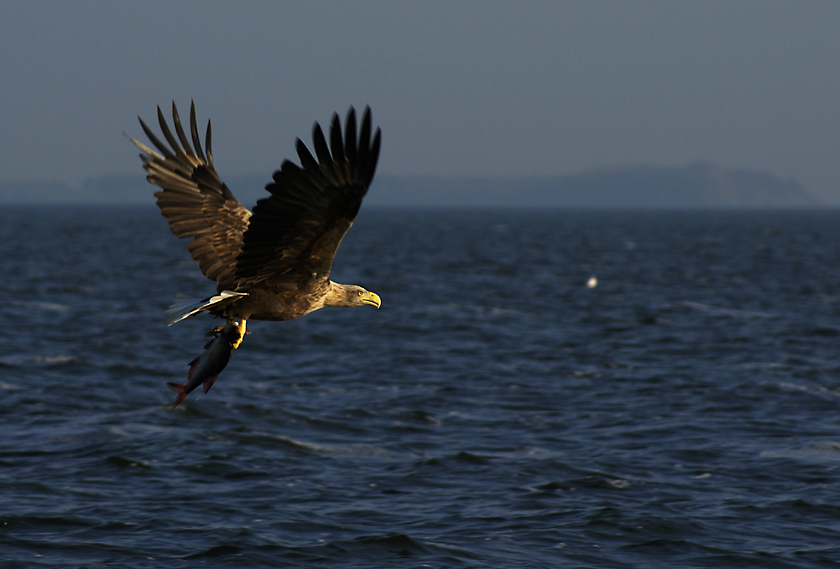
165 291 248 325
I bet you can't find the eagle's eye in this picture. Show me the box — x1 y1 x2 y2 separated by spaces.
357 290 363 296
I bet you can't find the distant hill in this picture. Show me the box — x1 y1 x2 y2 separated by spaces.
0 162 818 208
373 162 818 208
0 175 145 204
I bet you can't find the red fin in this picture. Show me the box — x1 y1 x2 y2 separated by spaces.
167 382 187 408
202 375 220 394
186 356 200 381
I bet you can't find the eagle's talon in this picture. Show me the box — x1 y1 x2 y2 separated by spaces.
228 318 248 349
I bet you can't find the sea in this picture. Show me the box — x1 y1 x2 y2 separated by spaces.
2 205 840 568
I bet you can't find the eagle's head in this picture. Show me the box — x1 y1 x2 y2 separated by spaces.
326 283 382 308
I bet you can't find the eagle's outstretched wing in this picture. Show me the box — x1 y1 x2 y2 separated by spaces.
234 107 381 288
129 102 251 292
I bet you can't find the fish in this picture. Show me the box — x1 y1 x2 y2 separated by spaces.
167 321 247 407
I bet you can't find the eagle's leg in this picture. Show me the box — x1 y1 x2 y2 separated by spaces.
228 318 248 349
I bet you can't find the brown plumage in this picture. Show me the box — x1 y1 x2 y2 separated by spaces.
129 103 381 404
130 101 381 322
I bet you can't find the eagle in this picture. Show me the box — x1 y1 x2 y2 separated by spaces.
129 102 382 405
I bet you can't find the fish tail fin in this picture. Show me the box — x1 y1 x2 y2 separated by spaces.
167 382 188 408
165 291 248 326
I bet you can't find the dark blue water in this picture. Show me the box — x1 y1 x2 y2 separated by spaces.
3 205 840 568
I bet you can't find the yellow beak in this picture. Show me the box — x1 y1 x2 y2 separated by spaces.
362 291 382 309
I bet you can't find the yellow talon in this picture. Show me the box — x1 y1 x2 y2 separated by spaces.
229 318 247 349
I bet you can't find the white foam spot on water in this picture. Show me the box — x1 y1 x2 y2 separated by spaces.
761 441 840 462
679 301 776 319
9 301 70 312
0 354 78 367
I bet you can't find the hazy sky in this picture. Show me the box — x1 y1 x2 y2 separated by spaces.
2 1 839 201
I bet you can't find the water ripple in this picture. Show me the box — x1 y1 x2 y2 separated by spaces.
2 207 840 568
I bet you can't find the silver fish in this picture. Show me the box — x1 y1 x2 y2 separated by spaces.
167 322 246 407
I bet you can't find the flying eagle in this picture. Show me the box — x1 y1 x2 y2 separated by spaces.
129 102 382 405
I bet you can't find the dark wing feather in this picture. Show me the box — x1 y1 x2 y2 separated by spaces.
234 107 381 287
129 101 251 292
